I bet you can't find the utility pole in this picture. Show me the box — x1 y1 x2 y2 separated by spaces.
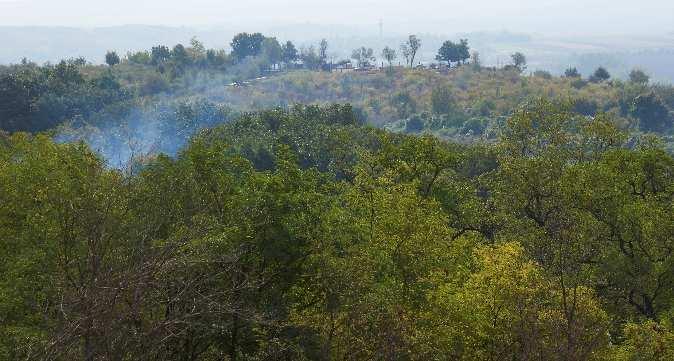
378 19 383 39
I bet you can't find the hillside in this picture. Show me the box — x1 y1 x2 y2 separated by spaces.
1 33 674 360
49 60 674 162
3 41 673 166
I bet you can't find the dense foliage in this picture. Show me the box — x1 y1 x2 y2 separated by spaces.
1 35 673 152
0 59 129 133
1 34 673 360
1 101 673 360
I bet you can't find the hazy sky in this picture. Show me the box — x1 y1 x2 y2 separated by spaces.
1 0 673 35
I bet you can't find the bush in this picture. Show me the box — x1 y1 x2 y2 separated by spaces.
431 85 456 115
391 91 417 119
571 78 588 89
127 50 151 65
140 73 170 95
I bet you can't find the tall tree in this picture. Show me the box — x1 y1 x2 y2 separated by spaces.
281 40 299 66
510 52 527 72
170 44 191 67
436 40 458 67
230 32 266 61
319 39 329 65
401 35 421 67
188 37 206 63
261 37 283 67
470 51 481 69
301 46 322 70
381 46 397 69
457 39 470 64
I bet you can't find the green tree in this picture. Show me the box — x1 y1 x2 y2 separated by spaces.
573 97 599 116
610 321 674 361
629 69 650 85
589 67 611 82
351 47 375 68
301 46 322 70
426 242 610 360
457 39 470 64
0 61 128 133
436 40 459 67
261 37 283 67
171 43 191 66
104 50 120 66
205 48 228 67
381 46 397 69
281 40 299 65
631 92 672 132
431 85 456 115
510 52 527 72
290 160 458 359
401 35 421 67
0 133 131 360
319 38 329 65
534 70 552 79
564 67 581 77
493 99 674 323
188 36 206 64
230 32 266 61
150 45 171 65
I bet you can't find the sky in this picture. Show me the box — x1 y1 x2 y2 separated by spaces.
0 0 673 35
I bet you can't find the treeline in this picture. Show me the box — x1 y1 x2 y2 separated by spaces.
1 102 673 360
109 33 321 76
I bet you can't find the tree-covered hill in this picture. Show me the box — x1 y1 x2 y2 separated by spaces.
1 102 673 360
2 36 673 161
209 66 674 136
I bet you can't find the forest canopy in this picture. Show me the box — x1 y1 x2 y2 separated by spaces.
1 101 673 360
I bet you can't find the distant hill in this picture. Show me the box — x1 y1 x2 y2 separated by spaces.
1 25 673 83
